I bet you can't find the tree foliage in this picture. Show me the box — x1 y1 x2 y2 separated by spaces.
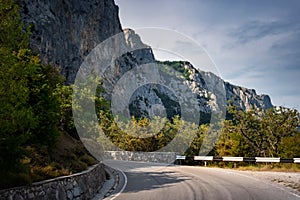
216 106 300 157
0 0 63 172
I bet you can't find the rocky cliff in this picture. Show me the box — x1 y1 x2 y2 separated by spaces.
177 62 273 111
21 0 122 84
128 60 273 122
20 0 272 120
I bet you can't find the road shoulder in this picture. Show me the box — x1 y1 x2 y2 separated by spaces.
92 165 127 200
235 170 300 196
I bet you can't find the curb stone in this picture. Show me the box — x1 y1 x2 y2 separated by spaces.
92 166 121 200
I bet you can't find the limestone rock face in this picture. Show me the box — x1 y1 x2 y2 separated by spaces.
225 82 273 111
172 62 273 112
21 0 273 121
100 28 155 98
128 61 273 121
21 0 122 84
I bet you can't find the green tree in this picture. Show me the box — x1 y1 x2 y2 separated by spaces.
227 105 300 157
278 132 300 158
55 85 78 139
185 124 208 156
261 106 299 157
216 120 255 157
229 107 269 156
0 0 61 171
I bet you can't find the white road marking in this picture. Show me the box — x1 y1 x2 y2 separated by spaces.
105 168 128 200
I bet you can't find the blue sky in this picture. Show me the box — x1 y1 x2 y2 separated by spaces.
115 0 300 110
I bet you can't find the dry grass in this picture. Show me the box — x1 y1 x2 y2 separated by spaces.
0 132 97 189
235 163 300 172
206 162 300 172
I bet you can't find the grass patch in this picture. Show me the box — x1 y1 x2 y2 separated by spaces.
236 163 300 172
197 161 300 172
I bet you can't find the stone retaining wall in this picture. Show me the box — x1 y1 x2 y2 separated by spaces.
0 163 105 200
104 151 178 164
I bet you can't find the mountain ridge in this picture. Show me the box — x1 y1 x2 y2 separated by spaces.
20 0 273 119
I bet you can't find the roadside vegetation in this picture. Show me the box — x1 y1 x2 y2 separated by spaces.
216 104 299 158
0 1 96 189
96 101 300 159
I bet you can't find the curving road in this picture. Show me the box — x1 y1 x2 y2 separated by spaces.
103 160 299 200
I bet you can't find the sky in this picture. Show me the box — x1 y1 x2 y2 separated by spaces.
115 0 300 110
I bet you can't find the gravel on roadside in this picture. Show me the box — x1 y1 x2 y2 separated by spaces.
236 170 300 196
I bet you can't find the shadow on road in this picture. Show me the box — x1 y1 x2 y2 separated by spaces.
123 169 190 193
104 160 190 194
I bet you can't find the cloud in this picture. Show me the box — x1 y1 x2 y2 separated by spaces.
192 21 300 110
229 20 299 44
114 0 300 110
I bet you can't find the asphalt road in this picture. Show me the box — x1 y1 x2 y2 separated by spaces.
103 160 299 200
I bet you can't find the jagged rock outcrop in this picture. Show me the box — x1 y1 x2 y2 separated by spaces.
21 0 122 84
101 28 155 98
225 82 273 111
183 64 273 111
128 61 273 122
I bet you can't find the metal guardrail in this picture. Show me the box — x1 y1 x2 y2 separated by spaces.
176 156 300 163
294 158 300 163
255 157 280 163
194 156 213 161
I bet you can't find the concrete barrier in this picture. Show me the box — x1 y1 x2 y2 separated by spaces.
104 151 178 163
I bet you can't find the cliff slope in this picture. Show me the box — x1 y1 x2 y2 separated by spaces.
21 0 273 120
21 0 122 84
